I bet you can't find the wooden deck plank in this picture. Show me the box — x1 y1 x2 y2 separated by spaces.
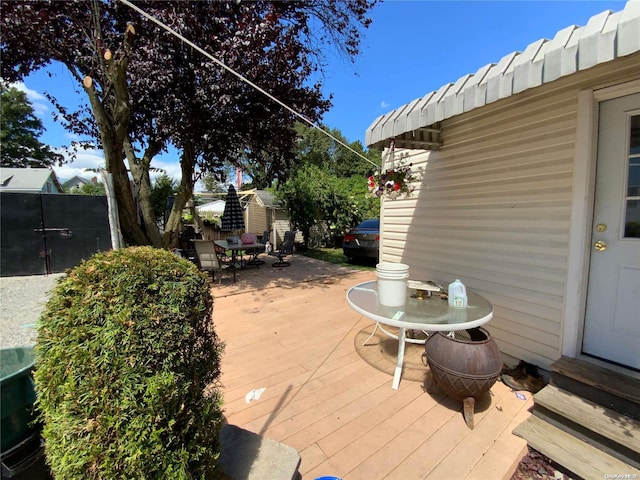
227 359 374 429
241 363 387 436
313 383 427 459
220 324 362 392
304 388 455 480
284 382 404 454
223 346 364 409
338 394 456 480
463 393 533 480
213 257 533 479
429 383 531 479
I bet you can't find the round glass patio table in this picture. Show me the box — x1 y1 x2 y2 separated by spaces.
346 280 493 390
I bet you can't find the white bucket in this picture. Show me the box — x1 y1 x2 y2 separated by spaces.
376 262 410 307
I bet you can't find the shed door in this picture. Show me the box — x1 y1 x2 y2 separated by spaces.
582 93 640 370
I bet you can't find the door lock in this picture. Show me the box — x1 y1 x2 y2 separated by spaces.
595 223 607 233
594 240 607 251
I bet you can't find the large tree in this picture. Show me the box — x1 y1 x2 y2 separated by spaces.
275 124 382 243
0 83 64 168
292 123 380 178
0 1 377 247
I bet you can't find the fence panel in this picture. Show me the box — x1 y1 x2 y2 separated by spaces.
1 193 111 276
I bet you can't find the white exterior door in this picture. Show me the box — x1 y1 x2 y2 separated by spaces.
582 93 640 370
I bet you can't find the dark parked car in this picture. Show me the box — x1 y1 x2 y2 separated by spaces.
343 219 379 261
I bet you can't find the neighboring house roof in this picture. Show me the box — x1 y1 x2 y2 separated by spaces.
366 2 640 149
196 200 226 214
253 190 283 209
0 167 63 193
62 175 91 190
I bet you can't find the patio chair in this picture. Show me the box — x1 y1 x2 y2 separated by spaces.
214 242 232 266
252 230 271 257
193 240 236 284
270 231 294 267
245 230 271 266
178 226 202 264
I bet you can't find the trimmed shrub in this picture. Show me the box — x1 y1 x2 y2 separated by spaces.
34 246 224 479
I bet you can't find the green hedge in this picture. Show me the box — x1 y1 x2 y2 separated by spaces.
34 246 224 479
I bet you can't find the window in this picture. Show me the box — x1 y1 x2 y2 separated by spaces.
624 114 640 238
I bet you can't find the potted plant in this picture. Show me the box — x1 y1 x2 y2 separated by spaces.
367 153 420 200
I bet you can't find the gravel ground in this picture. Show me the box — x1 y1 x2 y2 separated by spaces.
0 273 65 349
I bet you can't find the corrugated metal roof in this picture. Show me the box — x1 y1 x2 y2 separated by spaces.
366 1 640 149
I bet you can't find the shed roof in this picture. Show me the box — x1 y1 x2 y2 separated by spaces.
253 190 283 209
0 167 63 193
365 2 640 149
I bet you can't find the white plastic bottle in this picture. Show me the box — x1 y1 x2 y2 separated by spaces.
448 279 468 308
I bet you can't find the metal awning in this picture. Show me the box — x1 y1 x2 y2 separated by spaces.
366 2 640 150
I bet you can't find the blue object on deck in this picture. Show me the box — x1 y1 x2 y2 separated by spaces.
315 477 342 480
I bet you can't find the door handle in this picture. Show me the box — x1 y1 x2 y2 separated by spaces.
594 240 607 251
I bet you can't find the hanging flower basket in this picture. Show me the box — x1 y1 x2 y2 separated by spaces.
368 157 419 200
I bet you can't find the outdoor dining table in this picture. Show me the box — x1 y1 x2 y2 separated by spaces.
214 239 265 268
346 280 493 390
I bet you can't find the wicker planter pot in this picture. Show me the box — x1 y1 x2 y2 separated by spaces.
423 327 502 428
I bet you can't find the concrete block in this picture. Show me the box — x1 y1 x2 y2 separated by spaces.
218 425 301 480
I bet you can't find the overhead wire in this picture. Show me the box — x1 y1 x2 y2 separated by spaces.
118 0 382 170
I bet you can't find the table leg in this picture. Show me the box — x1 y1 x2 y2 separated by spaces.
362 323 380 346
392 327 406 390
231 251 243 269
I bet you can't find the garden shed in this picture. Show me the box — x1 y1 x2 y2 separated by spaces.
243 189 292 246
366 2 640 375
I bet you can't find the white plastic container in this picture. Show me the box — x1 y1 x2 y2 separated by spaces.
376 262 410 307
448 279 468 308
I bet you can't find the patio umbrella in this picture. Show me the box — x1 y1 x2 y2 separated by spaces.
221 184 245 232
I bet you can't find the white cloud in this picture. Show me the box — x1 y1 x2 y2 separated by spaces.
64 132 82 141
52 146 105 183
10 81 49 117
150 158 182 183
53 146 185 187
380 100 390 109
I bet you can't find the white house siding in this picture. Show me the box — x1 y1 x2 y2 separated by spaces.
381 54 640 369
272 210 295 247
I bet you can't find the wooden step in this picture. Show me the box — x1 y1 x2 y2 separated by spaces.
533 385 640 468
535 385 640 455
513 415 640 480
551 357 640 419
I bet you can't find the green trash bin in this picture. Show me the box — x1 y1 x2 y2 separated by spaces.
1 347 44 478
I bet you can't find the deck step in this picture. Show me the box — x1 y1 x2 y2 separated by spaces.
533 385 640 468
513 415 640 480
534 385 640 455
551 357 640 419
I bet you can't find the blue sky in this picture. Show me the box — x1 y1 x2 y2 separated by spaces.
15 0 627 183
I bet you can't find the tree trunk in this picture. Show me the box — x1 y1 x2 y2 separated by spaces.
162 142 196 248
77 19 151 246
86 92 148 246
124 137 163 247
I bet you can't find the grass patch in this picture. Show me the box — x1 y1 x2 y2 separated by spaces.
301 247 376 271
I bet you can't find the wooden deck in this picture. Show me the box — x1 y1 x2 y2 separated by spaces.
211 255 533 480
